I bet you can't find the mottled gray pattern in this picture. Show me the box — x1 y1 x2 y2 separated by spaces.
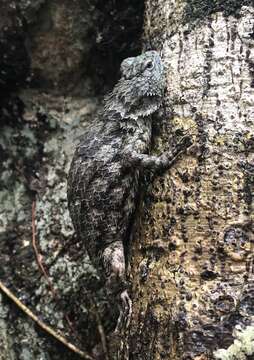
67 51 184 330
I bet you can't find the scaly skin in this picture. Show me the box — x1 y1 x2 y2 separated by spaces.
67 51 189 333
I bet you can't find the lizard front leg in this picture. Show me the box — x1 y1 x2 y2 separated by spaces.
102 241 132 333
123 135 192 171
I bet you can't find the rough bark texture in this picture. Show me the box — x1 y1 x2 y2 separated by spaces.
0 1 144 359
1 0 254 360
128 1 254 359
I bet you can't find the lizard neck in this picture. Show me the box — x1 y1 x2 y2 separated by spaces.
102 89 161 138
104 96 161 122
103 78 162 122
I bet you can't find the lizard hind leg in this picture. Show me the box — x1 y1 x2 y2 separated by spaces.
102 241 132 333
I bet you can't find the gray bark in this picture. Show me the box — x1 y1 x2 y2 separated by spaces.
0 1 143 359
1 1 254 360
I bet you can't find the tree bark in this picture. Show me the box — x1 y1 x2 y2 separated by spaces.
128 1 254 360
1 1 254 360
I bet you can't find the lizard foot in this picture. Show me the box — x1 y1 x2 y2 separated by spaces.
115 289 132 334
102 242 132 333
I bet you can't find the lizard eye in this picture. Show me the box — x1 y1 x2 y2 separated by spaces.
145 60 154 70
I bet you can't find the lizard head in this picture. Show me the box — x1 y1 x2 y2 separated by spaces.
120 51 165 96
104 51 165 120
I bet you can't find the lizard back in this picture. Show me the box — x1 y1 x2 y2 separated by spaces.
67 120 142 267
67 51 165 271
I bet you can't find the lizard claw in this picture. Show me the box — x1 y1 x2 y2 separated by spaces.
176 135 192 151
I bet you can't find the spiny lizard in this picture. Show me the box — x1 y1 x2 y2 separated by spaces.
67 50 190 333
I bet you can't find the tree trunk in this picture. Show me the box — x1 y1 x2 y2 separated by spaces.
0 1 143 359
127 1 254 360
1 1 254 360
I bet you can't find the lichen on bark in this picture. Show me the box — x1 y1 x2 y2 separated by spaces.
214 325 254 360
1 0 254 359
0 0 146 359
183 0 254 23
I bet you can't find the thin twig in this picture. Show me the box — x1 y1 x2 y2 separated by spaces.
0 280 95 360
32 201 57 297
32 200 80 338
90 294 109 360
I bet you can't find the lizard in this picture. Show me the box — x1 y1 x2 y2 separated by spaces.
67 50 191 334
